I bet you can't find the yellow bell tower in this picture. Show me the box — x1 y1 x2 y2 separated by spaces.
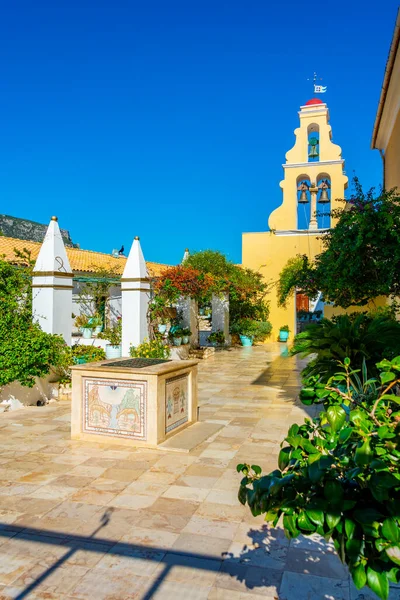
242 98 348 338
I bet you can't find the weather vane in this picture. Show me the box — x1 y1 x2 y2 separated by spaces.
307 72 327 95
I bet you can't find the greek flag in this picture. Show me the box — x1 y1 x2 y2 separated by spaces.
314 85 327 93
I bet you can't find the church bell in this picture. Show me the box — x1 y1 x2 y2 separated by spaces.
298 190 309 204
318 179 331 203
308 137 319 159
319 188 330 203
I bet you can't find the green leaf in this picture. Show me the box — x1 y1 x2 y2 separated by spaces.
306 509 324 527
297 511 316 532
380 371 395 384
308 461 323 483
283 513 299 538
238 486 247 505
278 447 291 471
339 427 353 443
344 357 350 367
352 563 367 590
367 567 389 600
382 519 399 543
236 464 245 473
345 518 356 539
380 394 400 405
326 511 341 529
386 546 400 566
355 439 373 466
326 405 346 432
251 465 262 475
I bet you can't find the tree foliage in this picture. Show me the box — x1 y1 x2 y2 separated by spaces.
238 357 400 599
0 258 69 388
185 250 271 323
278 180 400 308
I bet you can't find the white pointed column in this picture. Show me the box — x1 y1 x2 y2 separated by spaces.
181 248 190 264
32 216 73 344
211 293 230 345
121 236 150 356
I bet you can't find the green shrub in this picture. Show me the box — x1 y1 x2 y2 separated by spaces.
130 339 171 360
208 330 225 345
291 314 400 382
238 357 400 600
72 345 106 363
0 259 70 388
230 318 272 342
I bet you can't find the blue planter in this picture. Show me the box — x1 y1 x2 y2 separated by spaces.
240 335 253 347
173 337 182 346
158 324 167 334
279 330 289 342
82 328 93 339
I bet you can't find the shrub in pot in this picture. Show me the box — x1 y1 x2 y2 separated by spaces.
279 325 290 342
208 330 225 347
98 319 122 358
74 315 94 339
89 313 103 335
238 356 400 600
181 327 192 345
168 328 183 347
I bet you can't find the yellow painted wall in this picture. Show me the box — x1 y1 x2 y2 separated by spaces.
242 230 324 340
385 110 400 191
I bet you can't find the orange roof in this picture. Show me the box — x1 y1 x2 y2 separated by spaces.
0 235 169 277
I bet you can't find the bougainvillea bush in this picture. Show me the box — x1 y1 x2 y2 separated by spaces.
238 357 400 599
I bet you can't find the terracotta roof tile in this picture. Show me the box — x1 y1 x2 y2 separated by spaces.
0 235 169 277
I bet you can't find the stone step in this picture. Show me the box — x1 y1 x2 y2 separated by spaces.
158 420 224 453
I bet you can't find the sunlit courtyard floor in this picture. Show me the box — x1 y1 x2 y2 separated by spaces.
0 344 396 599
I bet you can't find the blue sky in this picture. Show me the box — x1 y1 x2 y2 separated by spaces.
0 1 397 264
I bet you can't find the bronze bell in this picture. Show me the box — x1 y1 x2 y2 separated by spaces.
298 190 309 204
308 145 319 159
318 179 330 203
319 188 330 203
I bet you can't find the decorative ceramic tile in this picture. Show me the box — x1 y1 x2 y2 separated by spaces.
165 374 189 433
83 378 147 440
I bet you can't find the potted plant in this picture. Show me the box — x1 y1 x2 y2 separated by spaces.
98 318 122 358
74 315 94 339
130 339 171 360
89 313 103 335
157 317 169 335
181 328 191 345
208 330 225 347
230 319 257 347
72 344 106 364
279 325 290 342
168 327 183 347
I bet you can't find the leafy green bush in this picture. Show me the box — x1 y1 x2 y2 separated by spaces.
98 318 122 346
130 339 171 359
0 259 70 388
230 318 272 342
291 314 400 382
208 330 225 345
238 357 400 600
72 345 106 363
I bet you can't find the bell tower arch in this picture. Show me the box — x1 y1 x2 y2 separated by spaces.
268 98 348 231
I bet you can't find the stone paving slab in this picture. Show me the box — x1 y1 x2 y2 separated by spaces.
0 344 398 599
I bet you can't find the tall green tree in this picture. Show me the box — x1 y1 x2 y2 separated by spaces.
278 180 400 308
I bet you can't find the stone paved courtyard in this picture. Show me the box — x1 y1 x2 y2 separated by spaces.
0 345 396 600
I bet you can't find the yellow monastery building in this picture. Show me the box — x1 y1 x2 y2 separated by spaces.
242 98 348 339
